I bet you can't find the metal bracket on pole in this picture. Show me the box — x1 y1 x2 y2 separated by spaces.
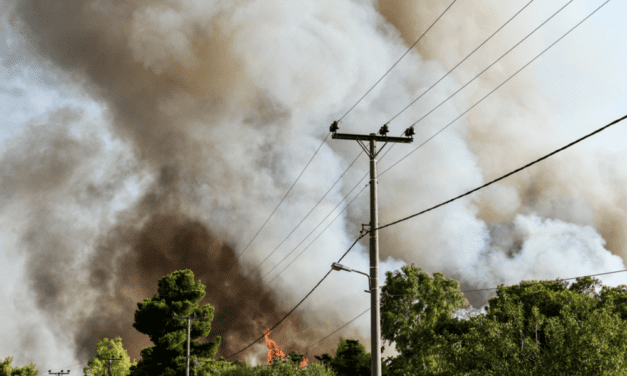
357 140 370 155
373 142 388 158
360 224 370 236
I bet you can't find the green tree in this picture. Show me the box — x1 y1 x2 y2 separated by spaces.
284 352 305 366
0 357 38 376
330 338 370 376
314 337 387 376
190 357 237 376
129 269 221 376
380 265 469 375
439 276 627 375
380 265 627 375
312 354 332 368
83 337 136 376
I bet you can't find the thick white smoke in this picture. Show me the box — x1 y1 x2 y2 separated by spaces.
1 0 626 370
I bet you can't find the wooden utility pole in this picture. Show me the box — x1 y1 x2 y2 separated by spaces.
173 312 207 376
330 121 414 376
98 356 122 375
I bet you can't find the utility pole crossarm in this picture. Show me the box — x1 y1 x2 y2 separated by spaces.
331 132 413 144
49 371 70 376
98 356 122 376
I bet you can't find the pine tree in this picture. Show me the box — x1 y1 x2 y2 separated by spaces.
129 270 220 376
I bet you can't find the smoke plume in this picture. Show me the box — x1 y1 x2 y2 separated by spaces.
0 0 625 370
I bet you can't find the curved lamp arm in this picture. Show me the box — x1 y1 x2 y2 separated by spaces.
331 262 373 293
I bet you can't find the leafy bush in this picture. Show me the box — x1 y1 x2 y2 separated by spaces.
0 357 38 376
206 361 335 376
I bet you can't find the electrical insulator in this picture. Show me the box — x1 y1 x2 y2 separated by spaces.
329 121 339 133
379 124 389 136
404 127 415 138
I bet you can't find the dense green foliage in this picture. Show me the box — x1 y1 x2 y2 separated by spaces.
380 265 627 375
439 276 627 375
380 265 469 375
0 357 38 376
188 358 238 375
313 337 393 376
324 338 370 376
284 352 305 366
83 337 136 376
130 269 221 376
215 361 334 376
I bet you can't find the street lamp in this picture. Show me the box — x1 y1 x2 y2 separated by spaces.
332 261 385 376
331 262 373 293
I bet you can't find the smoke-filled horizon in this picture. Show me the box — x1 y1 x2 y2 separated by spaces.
1 0 626 371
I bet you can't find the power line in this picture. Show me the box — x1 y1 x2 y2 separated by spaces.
400 0 574 130
303 306 371 351
240 0 599 284
561 269 627 282
226 1 470 354
361 0 546 174
285 60 614 317
225 109 627 359
282 0 552 241
379 0 611 177
255 133 415 285
245 151 362 280
226 0 615 361
227 152 367 358
227 114 627 363
224 271 332 359
224 234 366 360
243 0 462 278
264 184 368 285
264 145 410 283
354 0 537 170
263 132 422 284
237 133 330 259
384 0 536 125
261 127 419 285
377 113 627 231
238 0 459 262
242 0 542 286
337 0 459 123
263 124 427 286
56 364 85 372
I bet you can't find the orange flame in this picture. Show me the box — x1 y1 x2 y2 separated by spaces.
263 328 286 365
300 357 309 368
